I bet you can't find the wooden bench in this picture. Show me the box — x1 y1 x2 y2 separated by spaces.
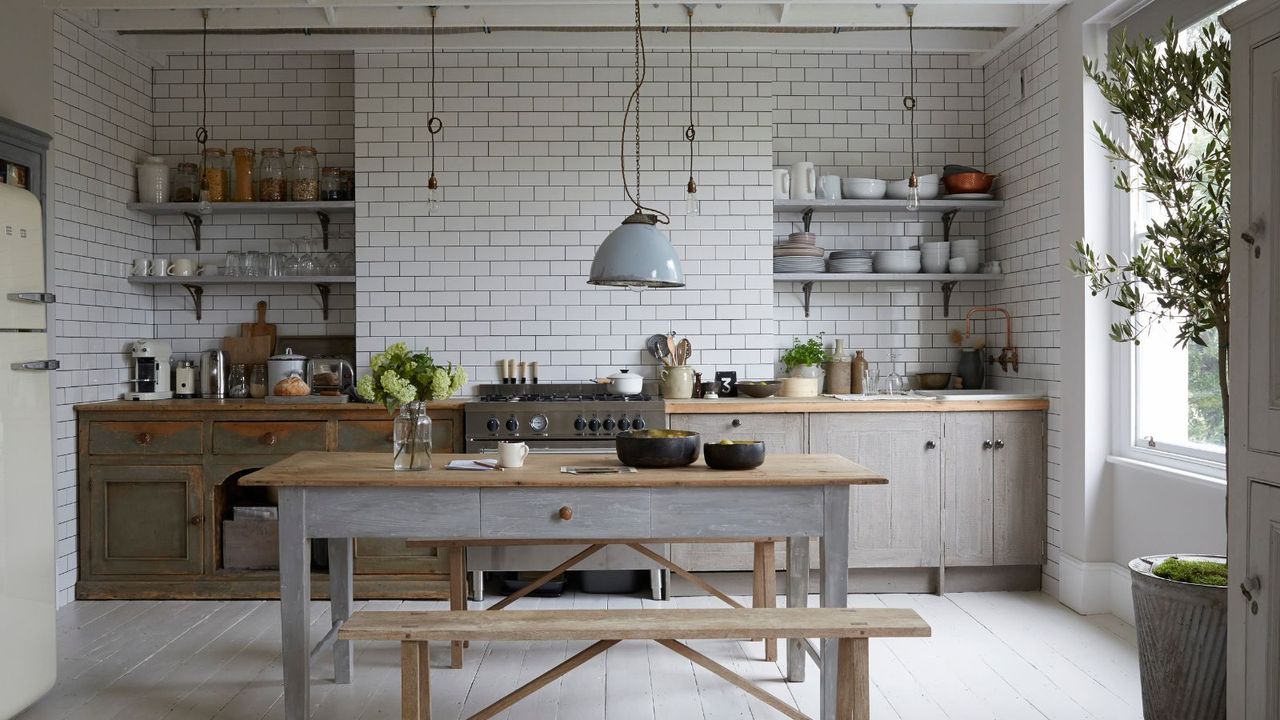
339 607 931 720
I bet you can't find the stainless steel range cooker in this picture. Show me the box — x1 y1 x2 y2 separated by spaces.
464 383 667 453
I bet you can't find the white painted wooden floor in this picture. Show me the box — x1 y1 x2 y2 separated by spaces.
16 591 1142 720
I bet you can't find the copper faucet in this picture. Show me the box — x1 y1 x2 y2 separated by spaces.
963 306 1020 373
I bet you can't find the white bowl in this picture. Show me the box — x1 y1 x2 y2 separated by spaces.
948 257 969 273
841 178 887 200
885 177 941 200
921 241 950 254
922 256 949 274
873 249 922 274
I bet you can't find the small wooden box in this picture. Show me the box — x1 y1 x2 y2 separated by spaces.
222 518 279 570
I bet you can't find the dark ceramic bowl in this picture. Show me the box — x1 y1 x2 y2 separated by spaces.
914 372 953 390
615 429 701 468
737 380 782 398
703 440 767 470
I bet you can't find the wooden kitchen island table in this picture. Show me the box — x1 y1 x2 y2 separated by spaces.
242 451 886 720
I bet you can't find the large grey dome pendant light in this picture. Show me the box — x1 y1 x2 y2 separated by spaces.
587 0 685 288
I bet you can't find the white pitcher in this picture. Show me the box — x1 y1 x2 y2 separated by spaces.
789 161 816 200
772 168 791 201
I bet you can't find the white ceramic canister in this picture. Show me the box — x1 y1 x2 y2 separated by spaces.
136 156 170 204
772 168 791 200
789 161 816 200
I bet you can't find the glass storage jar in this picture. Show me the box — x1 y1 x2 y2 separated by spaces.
172 162 199 202
392 401 432 471
340 169 354 200
227 364 249 398
231 147 255 201
289 146 319 201
319 167 342 201
136 156 169 204
257 147 286 201
201 148 228 202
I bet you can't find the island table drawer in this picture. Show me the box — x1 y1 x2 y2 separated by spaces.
212 421 327 455
651 487 825 538
88 421 203 455
480 488 651 539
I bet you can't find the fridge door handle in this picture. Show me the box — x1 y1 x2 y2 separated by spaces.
7 292 57 304
11 359 60 371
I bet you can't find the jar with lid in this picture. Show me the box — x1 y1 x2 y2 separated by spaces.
172 162 199 202
319 167 342 201
289 146 319 201
257 148 286 202
201 148 228 202
231 147 255 202
340 169 354 201
136 156 169 204
227 364 249 399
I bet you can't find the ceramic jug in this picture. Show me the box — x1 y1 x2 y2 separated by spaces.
660 365 696 399
789 161 816 200
772 168 791 201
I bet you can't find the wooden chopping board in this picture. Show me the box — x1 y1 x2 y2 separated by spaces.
222 335 273 366
240 301 277 354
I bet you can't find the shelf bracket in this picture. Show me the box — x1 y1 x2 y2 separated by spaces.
802 281 814 318
941 280 958 317
317 210 331 250
801 207 814 233
315 283 332 320
183 212 203 252
182 283 204 321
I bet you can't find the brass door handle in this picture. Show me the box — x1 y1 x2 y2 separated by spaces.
260 432 277 446
558 506 574 521
136 432 153 446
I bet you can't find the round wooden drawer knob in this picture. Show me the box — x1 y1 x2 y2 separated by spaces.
731 419 742 428
260 432 278 446
135 432 153 446
558 506 574 521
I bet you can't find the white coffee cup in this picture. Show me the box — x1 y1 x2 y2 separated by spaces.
817 175 842 200
132 258 153 276
170 257 197 277
497 441 530 468
153 258 171 276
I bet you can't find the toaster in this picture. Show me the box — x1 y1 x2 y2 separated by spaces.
307 356 353 395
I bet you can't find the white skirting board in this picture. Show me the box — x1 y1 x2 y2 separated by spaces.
1056 552 1135 624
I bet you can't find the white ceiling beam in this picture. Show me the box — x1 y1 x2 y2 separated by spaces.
50 0 1056 7
970 0 1065 66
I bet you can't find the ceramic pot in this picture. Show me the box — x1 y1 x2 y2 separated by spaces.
660 365 695 399
957 349 985 390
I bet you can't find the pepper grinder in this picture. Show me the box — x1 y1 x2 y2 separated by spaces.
692 371 703 398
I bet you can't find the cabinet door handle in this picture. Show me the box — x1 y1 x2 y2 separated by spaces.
260 432 277 446
190 515 204 526
924 440 937 450
731 418 742 428
983 440 994 449
385 432 396 443
135 432 153 446
558 506 574 521
993 439 1005 449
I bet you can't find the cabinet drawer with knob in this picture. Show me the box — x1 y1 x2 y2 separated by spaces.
212 421 326 455
88 421 203 455
479 488 651 539
669 413 805 452
337 417 461 453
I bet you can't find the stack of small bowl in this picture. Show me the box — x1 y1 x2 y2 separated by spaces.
871 249 922 274
774 231 826 273
950 238 980 274
921 241 950 273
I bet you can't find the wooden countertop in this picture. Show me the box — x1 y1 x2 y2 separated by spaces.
663 396 1050 413
74 398 468 413
241 451 885 488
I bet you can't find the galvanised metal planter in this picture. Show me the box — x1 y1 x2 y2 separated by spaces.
1129 554 1228 720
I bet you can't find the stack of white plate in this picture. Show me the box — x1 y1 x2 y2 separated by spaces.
827 249 873 273
921 241 950 273
950 238 980 274
775 236 826 273
774 256 827 273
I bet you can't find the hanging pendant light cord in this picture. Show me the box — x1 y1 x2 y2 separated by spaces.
686 7 696 188
904 5 917 181
620 0 669 224
427 7 442 185
196 9 210 183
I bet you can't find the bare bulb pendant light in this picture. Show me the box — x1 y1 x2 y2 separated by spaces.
587 0 685 288
903 4 920 211
684 6 699 216
425 6 443 215
196 9 213 216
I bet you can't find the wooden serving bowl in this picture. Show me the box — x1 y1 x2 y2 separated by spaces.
615 429 701 468
943 172 997 194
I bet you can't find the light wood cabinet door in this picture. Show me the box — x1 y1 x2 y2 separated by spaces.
809 413 941 568
942 413 994 567
87 465 204 575
338 414 461 454
667 413 804 570
212 421 327 455
993 412 1047 566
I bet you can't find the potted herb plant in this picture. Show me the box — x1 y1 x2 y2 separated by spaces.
356 343 467 471
779 334 827 398
1073 19 1230 719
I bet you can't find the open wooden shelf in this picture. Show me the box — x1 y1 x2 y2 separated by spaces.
773 273 1001 319
773 199 1003 214
128 275 354 321
127 201 355 215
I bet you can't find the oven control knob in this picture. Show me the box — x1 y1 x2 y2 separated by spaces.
632 416 647 430
574 416 587 432
529 414 548 433
618 418 632 431
588 417 602 432
603 417 616 431
505 417 519 432
486 417 500 433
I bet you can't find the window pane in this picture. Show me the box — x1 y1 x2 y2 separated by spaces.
1134 325 1224 456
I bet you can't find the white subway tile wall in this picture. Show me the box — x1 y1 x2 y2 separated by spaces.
149 52 356 355
51 12 156 605
353 50 776 385
771 51 990 373
983 17 1062 591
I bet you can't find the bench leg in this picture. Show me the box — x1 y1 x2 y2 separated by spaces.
401 641 431 720
753 541 778 662
786 535 810 683
449 546 466 669
834 638 869 720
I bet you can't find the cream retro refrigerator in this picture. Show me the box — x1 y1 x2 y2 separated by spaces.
0 182 57 717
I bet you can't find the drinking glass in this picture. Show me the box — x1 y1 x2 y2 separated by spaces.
267 252 285 277
861 364 880 396
883 353 906 395
225 251 243 277
243 250 263 277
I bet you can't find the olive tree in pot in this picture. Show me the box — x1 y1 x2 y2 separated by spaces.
1072 20 1230 720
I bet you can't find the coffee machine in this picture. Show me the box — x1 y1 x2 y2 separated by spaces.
125 340 174 401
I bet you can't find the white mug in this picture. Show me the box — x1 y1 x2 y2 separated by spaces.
153 258 171 276
789 161 816 200
131 258 153 276
817 175 841 200
497 441 530 468
170 257 197 277
772 168 791 201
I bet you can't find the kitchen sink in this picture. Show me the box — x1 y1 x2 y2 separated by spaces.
917 389 1046 401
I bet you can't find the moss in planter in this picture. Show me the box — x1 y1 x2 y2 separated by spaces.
1153 558 1228 586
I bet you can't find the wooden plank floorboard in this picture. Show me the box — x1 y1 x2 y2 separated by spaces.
602 594 656 720
504 591 576 720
